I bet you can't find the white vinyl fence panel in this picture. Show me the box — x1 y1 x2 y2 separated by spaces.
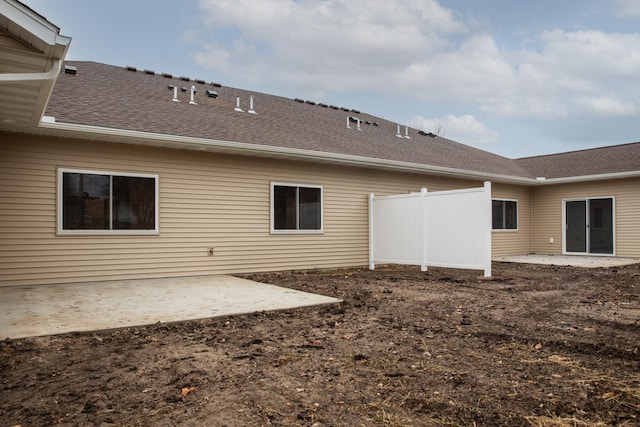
369 182 492 277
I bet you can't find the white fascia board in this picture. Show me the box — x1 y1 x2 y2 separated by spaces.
36 121 639 185
0 0 71 62
0 0 69 49
36 121 536 185
538 170 640 184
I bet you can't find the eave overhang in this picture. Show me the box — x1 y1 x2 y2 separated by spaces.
28 120 540 185
0 0 71 129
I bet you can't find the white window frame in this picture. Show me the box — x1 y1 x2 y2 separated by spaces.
57 168 159 235
562 196 616 256
492 198 518 232
270 182 323 234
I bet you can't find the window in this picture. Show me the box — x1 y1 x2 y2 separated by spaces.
58 168 158 234
492 199 517 230
271 183 322 233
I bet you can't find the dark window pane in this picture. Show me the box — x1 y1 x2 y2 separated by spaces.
492 200 517 230
113 176 156 230
63 173 109 229
492 200 503 229
274 186 297 230
504 201 517 229
299 187 321 230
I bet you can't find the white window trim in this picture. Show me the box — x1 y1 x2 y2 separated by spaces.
492 198 518 232
57 168 159 235
270 182 324 234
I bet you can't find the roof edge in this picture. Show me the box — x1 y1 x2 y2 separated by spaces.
0 0 71 56
537 170 640 185
35 120 537 185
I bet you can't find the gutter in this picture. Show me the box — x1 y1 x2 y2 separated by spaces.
0 58 62 82
36 120 535 185
535 170 640 184
0 58 64 127
34 120 640 186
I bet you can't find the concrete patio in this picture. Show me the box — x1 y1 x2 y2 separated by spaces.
493 254 640 268
3 256 637 340
0 275 341 340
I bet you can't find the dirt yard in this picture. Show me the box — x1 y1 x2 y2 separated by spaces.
1 262 638 426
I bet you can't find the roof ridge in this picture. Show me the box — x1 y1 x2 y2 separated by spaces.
64 60 369 117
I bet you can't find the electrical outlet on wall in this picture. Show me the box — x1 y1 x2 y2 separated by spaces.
549 237 554 244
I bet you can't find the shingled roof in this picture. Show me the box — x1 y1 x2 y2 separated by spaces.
516 142 640 179
40 61 639 183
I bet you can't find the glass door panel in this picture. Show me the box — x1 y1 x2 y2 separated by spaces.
566 200 587 253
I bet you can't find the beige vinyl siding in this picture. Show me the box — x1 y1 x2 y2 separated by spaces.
490 183 532 256
531 178 640 257
1 134 484 286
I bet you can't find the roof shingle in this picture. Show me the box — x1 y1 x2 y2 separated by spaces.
44 61 639 181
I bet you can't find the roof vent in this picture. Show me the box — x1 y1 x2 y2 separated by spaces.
180 76 190 81
206 89 218 98
212 82 222 88
294 98 304 103
404 126 411 139
189 85 197 105
234 96 244 112
396 123 403 138
162 72 173 78
180 87 188 93
305 100 316 105
144 69 155 75
63 65 77 75
419 130 437 138
351 109 361 114
319 103 328 108
340 107 350 112
248 95 257 114
329 105 339 110
348 116 362 131
125 65 137 72
196 79 205 84
168 85 180 102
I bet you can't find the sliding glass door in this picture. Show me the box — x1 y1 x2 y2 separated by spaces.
564 198 614 255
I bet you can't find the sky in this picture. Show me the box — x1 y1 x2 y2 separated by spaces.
22 0 640 159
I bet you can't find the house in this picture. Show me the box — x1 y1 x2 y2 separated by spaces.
1 0 639 286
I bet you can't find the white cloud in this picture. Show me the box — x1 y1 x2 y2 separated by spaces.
573 97 638 116
411 114 499 146
191 0 640 122
193 0 465 91
611 0 640 17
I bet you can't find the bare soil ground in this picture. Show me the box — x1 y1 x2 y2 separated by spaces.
1 262 639 427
